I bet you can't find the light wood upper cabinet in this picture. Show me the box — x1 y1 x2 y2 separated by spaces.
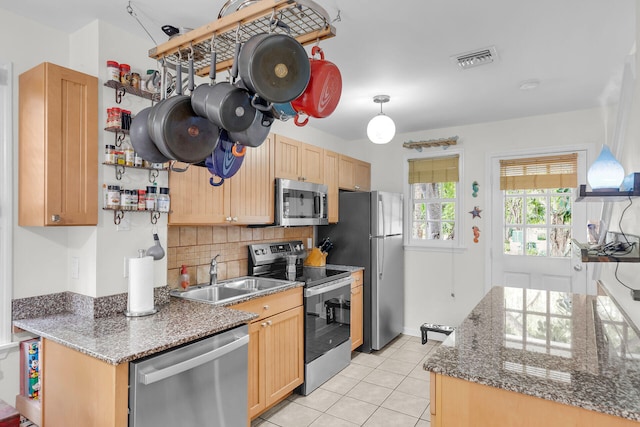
339 154 371 192
169 134 274 225
19 62 98 226
274 135 324 184
324 150 339 223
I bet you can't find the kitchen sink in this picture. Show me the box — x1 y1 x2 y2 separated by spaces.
221 277 293 292
170 277 296 305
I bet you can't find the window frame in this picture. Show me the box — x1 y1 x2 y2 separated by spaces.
403 148 465 251
0 59 14 350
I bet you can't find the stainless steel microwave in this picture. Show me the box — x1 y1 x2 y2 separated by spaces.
275 178 328 226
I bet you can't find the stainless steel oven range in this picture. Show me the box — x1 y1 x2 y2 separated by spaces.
248 240 352 395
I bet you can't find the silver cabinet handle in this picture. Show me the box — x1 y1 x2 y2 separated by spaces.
354 185 360 191
266 320 272 326
304 277 353 297
261 322 267 328
263 305 270 310
232 217 238 222
573 264 583 272
51 214 61 223
140 334 249 385
226 217 232 222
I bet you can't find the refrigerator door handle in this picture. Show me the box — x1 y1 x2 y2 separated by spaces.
378 196 386 237
379 236 385 280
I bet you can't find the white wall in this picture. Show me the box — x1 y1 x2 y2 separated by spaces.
367 108 609 332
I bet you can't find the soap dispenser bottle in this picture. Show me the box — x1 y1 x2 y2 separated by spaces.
180 265 190 290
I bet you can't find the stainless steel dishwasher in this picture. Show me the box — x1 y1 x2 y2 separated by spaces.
129 324 249 427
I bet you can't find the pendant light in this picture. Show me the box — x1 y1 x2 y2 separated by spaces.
587 145 625 191
367 95 395 144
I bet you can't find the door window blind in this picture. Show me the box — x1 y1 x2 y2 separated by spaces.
499 153 577 190
408 155 459 184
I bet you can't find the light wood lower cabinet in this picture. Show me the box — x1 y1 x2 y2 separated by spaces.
169 133 274 225
430 373 639 427
232 287 304 420
41 339 127 427
350 270 364 351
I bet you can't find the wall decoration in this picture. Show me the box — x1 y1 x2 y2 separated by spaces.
472 226 481 243
472 181 479 197
469 206 482 219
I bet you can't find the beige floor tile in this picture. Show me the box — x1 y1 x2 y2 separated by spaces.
407 363 432 381
400 340 436 354
340 362 374 380
372 346 398 358
362 368 406 389
376 358 416 376
326 396 378 425
346 381 394 406
351 352 386 368
396 376 430 399
251 419 279 427
388 348 426 365
380 390 429 418
309 413 360 426
263 400 322 427
320 373 360 395
421 404 431 420
289 387 343 412
258 399 289 421
416 419 431 426
362 407 419 427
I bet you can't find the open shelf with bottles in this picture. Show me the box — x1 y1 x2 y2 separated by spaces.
103 162 167 181
104 79 159 103
572 232 640 263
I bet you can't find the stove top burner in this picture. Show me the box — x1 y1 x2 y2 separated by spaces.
248 240 350 287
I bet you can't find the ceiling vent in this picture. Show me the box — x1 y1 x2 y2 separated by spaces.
452 46 498 70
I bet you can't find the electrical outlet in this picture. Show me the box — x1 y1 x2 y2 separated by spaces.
632 289 640 301
307 238 313 249
117 216 131 231
71 257 79 280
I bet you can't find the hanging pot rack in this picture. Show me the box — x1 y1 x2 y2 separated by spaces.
148 0 336 77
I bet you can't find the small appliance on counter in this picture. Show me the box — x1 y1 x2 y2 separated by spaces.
248 240 352 395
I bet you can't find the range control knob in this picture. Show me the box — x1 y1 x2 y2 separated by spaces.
254 249 261 256
260 248 267 255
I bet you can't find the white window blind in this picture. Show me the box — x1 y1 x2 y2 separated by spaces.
408 154 459 184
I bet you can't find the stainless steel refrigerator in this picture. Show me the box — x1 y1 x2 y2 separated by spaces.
318 191 404 352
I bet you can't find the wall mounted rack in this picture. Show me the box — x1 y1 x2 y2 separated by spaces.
403 136 458 151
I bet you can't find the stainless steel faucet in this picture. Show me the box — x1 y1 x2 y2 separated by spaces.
209 254 221 286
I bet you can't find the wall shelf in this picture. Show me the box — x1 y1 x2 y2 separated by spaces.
104 80 159 103
103 208 167 225
572 234 640 263
103 162 167 182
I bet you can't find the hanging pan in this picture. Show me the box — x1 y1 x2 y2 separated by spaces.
149 51 219 164
203 130 246 186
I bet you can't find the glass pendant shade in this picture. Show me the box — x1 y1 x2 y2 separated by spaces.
367 113 396 144
587 145 625 191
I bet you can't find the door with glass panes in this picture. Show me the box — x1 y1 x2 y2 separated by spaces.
490 151 590 294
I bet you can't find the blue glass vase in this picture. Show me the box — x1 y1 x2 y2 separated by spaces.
587 145 625 191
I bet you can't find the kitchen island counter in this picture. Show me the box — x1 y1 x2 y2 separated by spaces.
424 285 640 423
13 297 258 365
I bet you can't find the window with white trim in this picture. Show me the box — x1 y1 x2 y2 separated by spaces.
405 153 462 248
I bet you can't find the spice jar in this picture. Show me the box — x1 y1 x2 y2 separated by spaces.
115 150 125 166
107 60 120 82
131 72 141 89
119 63 131 85
104 145 115 164
124 146 135 166
157 187 171 213
134 151 143 167
107 185 121 208
145 186 157 211
137 190 146 210
110 107 122 129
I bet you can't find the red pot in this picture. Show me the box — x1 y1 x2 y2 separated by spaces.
291 46 342 120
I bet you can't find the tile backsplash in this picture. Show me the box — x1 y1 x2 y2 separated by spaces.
167 225 313 289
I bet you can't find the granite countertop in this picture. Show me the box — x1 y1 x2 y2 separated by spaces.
325 264 364 273
13 298 258 365
424 286 640 421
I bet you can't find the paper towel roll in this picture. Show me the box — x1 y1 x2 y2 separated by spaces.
127 256 155 314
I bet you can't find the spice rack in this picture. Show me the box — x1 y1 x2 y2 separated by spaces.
103 207 166 225
103 162 167 182
148 0 335 76
104 80 159 104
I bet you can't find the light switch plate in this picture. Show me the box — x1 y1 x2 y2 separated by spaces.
307 238 313 249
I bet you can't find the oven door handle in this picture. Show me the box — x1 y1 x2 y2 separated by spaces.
304 277 353 297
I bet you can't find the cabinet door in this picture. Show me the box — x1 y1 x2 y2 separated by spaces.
168 166 230 225
354 160 371 192
274 135 302 181
230 134 275 224
301 144 324 184
264 306 304 406
351 271 364 350
338 154 356 190
247 321 266 419
19 62 98 226
324 150 339 223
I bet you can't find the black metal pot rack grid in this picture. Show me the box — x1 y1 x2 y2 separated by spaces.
102 162 167 182
103 207 167 225
148 0 336 77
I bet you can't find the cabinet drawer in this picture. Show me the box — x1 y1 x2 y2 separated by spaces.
232 287 302 323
